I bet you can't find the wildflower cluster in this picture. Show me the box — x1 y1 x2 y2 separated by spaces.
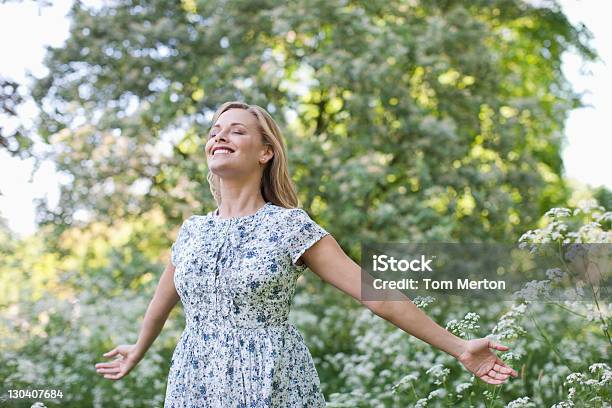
445 312 480 338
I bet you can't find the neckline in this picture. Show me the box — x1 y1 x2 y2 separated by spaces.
212 201 271 222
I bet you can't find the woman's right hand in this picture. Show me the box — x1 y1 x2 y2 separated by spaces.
95 344 142 380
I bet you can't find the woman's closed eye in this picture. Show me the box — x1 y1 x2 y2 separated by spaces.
209 130 244 138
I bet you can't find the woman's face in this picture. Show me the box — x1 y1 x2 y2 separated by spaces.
205 108 272 178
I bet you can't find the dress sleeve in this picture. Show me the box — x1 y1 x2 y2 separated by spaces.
171 215 195 267
286 208 330 270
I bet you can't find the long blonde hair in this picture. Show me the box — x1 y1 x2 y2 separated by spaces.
206 101 300 209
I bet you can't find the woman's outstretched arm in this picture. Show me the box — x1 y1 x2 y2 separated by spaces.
95 261 180 380
133 261 181 358
299 234 519 385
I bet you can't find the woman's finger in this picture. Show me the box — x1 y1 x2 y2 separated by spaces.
96 367 120 374
495 358 518 377
95 361 118 369
488 340 509 351
96 365 119 371
493 363 513 374
481 374 504 385
109 368 126 380
103 348 118 358
488 369 509 380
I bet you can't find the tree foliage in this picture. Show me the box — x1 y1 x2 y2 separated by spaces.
29 0 598 250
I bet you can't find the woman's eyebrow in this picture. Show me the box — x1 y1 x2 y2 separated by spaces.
211 122 247 129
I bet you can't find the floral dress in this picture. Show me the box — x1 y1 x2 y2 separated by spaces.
164 202 330 407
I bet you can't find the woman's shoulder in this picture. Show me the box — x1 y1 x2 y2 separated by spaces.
266 203 308 219
264 205 318 231
175 215 201 234
179 214 212 232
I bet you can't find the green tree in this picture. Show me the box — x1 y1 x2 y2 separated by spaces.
29 0 598 250
0 76 34 157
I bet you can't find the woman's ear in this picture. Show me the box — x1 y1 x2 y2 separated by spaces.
260 146 274 164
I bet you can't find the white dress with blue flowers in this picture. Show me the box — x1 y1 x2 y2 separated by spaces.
164 202 329 407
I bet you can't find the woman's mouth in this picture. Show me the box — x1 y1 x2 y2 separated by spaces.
211 147 235 156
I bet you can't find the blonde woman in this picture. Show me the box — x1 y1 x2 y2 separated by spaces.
94 101 518 406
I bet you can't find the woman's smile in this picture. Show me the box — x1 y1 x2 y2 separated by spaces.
212 148 234 156
210 145 237 157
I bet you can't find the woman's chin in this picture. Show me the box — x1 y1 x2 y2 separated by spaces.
206 165 245 179
208 158 232 170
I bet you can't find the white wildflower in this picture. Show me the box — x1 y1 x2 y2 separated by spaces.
413 296 436 309
512 280 551 301
500 351 524 361
391 372 419 393
445 312 481 338
428 388 446 399
595 211 612 223
565 372 585 385
426 363 450 385
518 229 536 246
415 397 429 408
455 382 472 394
589 363 611 374
446 319 460 335
506 396 536 407
544 208 572 219
599 370 611 386
491 302 528 340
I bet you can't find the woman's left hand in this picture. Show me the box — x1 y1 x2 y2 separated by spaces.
456 338 519 385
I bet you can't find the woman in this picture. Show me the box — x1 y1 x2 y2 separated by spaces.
94 101 518 406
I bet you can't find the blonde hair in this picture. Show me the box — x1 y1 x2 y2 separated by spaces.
206 101 300 209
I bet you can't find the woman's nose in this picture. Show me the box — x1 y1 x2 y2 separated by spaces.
215 132 228 142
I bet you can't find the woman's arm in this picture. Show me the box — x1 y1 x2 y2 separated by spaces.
132 261 181 360
299 235 518 384
96 261 181 380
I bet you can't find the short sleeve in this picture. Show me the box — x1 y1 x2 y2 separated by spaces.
286 209 330 270
171 215 195 267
